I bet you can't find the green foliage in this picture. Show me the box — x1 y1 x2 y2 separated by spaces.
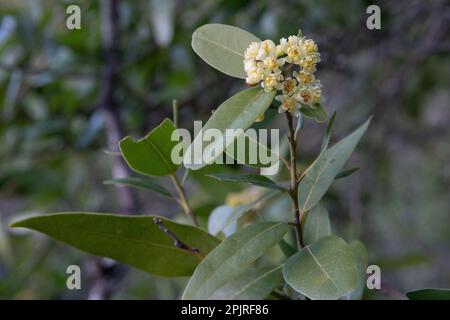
119 118 179 176
206 173 286 191
407 288 450 300
104 177 173 198
191 24 260 79
11 213 220 277
300 103 328 123
283 236 358 300
347 240 368 300
209 265 283 300
298 118 371 212
302 204 331 245
184 87 276 170
5 20 375 300
182 222 288 299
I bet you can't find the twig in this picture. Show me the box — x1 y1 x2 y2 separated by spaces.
170 173 199 226
286 113 304 249
153 218 203 259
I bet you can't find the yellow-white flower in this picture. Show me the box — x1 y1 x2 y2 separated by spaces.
256 39 276 60
295 87 314 105
243 31 322 113
245 63 264 85
300 54 320 72
262 54 285 72
303 39 318 54
294 70 315 86
281 77 298 96
275 94 301 116
261 72 283 92
244 42 260 60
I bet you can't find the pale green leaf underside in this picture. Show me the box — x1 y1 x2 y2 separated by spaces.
302 203 331 245
283 235 358 300
209 265 283 300
183 87 276 170
11 213 219 277
182 222 288 299
298 117 371 212
192 24 260 79
347 240 368 300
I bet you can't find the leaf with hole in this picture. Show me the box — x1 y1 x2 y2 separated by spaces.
192 24 260 78
182 222 288 299
11 213 220 277
119 118 179 176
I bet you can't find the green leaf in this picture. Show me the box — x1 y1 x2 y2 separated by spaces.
104 177 172 198
302 204 331 246
283 236 358 300
320 111 336 152
407 288 450 300
119 118 179 176
209 265 283 300
182 222 289 299
183 87 276 170
208 190 279 236
191 24 260 79
300 103 327 123
335 167 359 180
298 118 371 212
278 239 297 258
206 173 286 191
225 133 276 168
11 213 220 277
347 240 368 300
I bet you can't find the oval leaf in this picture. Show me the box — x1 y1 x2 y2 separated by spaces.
192 24 260 78
183 87 276 170
298 117 371 212
302 204 331 246
283 236 358 300
11 213 220 277
119 118 179 176
182 222 288 299
209 265 283 300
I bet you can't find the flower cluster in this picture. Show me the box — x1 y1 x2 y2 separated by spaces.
244 34 322 116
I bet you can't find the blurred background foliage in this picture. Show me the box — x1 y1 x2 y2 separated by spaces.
0 0 449 299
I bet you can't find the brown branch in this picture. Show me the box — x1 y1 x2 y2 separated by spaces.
286 113 304 249
153 218 203 259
